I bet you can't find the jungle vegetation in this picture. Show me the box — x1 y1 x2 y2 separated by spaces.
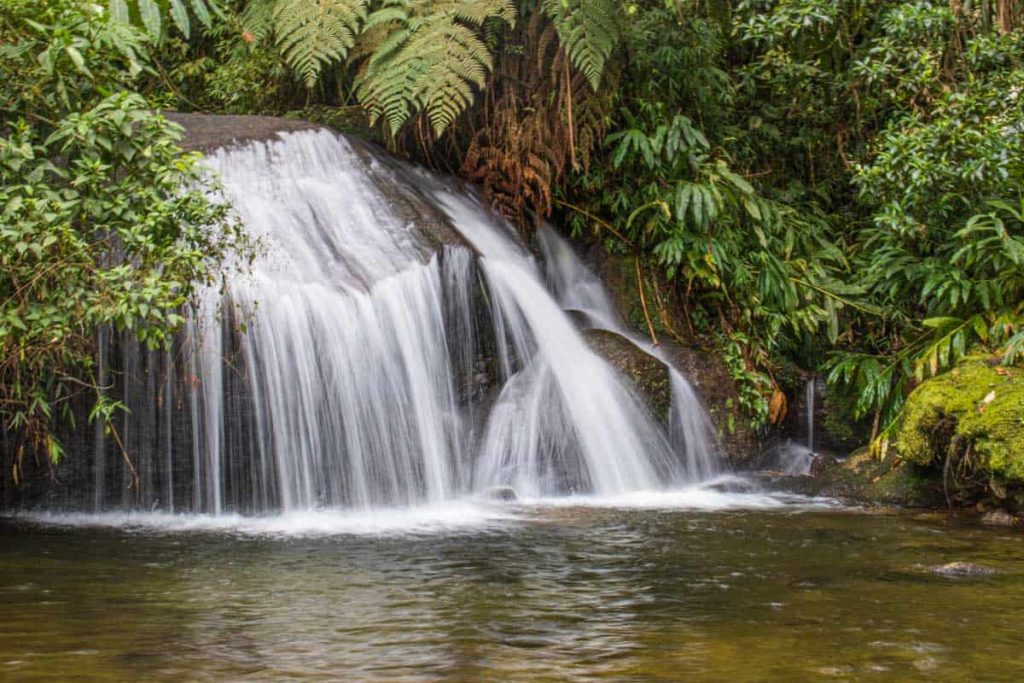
1 0 1022 499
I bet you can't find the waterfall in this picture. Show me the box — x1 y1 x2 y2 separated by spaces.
806 377 816 454
44 128 721 514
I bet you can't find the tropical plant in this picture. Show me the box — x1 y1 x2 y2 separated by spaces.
107 0 222 40
1 0 247 469
240 0 516 134
540 0 621 90
242 0 366 87
354 0 516 135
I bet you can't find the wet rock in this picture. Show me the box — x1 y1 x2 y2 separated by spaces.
483 486 517 502
775 450 948 508
580 249 759 464
930 561 997 578
581 329 670 419
981 510 1021 527
165 112 471 254
162 112 319 153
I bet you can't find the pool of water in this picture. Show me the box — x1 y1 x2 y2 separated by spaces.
2 489 1023 681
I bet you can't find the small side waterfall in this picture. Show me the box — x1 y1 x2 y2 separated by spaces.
806 377 816 454
38 128 722 514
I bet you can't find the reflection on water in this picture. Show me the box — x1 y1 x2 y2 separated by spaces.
2 498 1024 681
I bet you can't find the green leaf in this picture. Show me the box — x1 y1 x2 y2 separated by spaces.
191 0 212 27
64 46 90 76
674 184 691 223
109 0 130 23
921 316 960 329
138 0 163 39
169 0 191 38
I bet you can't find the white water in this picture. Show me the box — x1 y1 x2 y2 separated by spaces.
37 128 779 523
536 225 720 481
806 376 816 454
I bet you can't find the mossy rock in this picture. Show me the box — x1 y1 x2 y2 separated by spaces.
582 329 671 419
779 450 947 507
897 358 1024 483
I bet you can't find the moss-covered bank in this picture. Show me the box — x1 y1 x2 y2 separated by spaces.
896 359 1024 491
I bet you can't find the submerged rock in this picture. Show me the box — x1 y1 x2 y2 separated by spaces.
930 561 998 578
980 510 1022 527
482 486 518 502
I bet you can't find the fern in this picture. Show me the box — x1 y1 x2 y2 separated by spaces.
108 0 220 41
541 0 620 90
355 0 515 136
244 0 367 88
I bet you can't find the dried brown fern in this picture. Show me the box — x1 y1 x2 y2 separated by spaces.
458 11 613 229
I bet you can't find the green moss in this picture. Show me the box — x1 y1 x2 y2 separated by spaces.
897 358 1024 482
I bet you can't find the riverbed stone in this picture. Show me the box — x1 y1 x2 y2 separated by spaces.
980 509 1022 527
930 561 998 578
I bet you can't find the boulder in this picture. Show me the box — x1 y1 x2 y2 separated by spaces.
162 112 319 152
164 112 471 255
582 329 671 419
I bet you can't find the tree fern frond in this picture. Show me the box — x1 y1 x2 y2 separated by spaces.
363 5 409 30
241 0 276 41
355 0 514 136
453 0 515 27
270 0 367 88
542 0 620 90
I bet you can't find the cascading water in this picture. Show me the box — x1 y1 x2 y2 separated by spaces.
38 127 722 515
806 377 816 454
535 226 720 482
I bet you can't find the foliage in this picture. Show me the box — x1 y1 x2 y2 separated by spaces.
0 0 246 465
108 0 222 40
239 0 516 134
243 0 365 87
540 0 621 90
460 8 612 225
354 0 515 136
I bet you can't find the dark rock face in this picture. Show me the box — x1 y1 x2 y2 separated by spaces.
657 340 760 465
582 330 671 419
162 112 320 153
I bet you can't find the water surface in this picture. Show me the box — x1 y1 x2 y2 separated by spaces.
2 495 1023 681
